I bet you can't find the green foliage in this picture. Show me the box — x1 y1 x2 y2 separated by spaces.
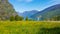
54 16 60 21
15 15 19 21
25 16 34 21
0 21 60 34
10 16 15 21
15 15 24 21
28 18 34 21
10 15 24 21
50 16 60 21
25 16 28 21
38 27 60 34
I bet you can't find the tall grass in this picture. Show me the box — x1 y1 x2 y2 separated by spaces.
0 21 60 34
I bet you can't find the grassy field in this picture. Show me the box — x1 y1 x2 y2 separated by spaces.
0 21 60 34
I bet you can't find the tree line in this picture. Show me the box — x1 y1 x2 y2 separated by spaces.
10 15 60 21
10 15 33 21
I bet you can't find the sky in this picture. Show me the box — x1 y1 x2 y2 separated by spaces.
8 0 60 13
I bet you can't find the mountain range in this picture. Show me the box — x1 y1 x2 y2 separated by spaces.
1 0 60 21
18 10 39 18
18 4 60 21
30 4 60 21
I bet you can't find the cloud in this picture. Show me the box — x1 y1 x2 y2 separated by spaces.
52 0 60 3
16 0 33 3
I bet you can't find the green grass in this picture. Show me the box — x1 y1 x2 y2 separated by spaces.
0 21 60 34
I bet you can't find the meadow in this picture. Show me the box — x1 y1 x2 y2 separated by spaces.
0 21 60 34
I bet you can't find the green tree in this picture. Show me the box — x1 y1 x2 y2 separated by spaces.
25 16 28 21
15 15 19 21
57 16 60 21
54 16 60 21
15 15 24 21
19 16 24 21
50 16 60 21
10 16 15 21
28 19 34 21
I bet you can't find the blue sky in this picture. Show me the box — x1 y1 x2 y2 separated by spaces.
8 0 60 13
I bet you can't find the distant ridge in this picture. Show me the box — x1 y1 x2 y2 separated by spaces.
30 4 60 21
18 10 39 18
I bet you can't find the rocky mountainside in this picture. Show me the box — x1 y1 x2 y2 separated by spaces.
0 0 17 20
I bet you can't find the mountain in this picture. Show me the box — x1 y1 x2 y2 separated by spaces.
30 4 60 21
0 0 17 20
18 10 39 18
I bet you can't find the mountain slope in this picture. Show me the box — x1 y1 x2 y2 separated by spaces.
0 0 17 20
30 4 60 21
18 10 39 18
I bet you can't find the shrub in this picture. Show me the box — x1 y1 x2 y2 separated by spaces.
38 27 60 34
15 15 24 21
10 16 15 21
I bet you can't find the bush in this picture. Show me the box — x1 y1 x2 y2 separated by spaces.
15 15 24 21
10 15 24 21
10 16 15 21
38 27 60 34
25 16 28 21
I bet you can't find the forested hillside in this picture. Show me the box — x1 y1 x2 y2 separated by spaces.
31 4 60 21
